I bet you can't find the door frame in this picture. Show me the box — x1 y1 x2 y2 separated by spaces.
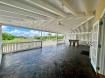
90 20 100 72
96 19 103 74
97 14 105 75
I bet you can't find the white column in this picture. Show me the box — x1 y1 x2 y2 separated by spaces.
98 18 105 75
64 34 66 43
56 33 58 45
65 33 71 45
0 25 2 64
41 31 43 48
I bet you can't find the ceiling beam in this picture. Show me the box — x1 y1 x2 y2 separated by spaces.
78 0 95 16
0 10 35 21
24 0 66 17
63 0 77 16
85 22 89 32
79 25 83 33
72 16 94 31
77 0 88 16
0 0 58 18
82 24 86 32
0 10 52 28
62 17 85 30
0 4 49 20
77 28 80 33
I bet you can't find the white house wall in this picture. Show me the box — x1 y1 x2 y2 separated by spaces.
65 33 77 45
76 33 92 45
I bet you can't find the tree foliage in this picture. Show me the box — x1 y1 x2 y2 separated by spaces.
2 32 16 40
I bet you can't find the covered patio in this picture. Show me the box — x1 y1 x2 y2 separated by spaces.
0 0 105 78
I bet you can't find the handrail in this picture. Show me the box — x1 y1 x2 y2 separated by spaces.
3 40 42 44
2 41 42 54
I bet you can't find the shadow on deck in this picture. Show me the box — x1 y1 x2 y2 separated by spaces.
0 44 96 78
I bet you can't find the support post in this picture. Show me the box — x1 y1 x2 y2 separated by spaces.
41 31 43 48
0 25 2 65
57 33 58 45
64 34 66 44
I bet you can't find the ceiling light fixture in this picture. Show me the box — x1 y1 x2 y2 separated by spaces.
58 21 64 26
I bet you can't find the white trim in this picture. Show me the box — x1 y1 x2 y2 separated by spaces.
90 20 99 72
72 16 94 31
100 8 105 19
93 20 99 26
98 16 105 75
0 25 2 65
76 32 91 34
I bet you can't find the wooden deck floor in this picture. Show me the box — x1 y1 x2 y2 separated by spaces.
0 44 96 78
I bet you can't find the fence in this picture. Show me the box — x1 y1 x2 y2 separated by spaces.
2 41 42 54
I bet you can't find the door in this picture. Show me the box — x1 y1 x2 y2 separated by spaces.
90 21 100 72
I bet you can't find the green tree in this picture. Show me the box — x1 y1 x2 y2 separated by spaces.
2 32 16 40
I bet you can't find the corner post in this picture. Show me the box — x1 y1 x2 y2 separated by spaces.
57 33 58 45
41 31 43 48
0 24 2 65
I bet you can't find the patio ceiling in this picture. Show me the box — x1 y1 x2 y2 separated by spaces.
0 0 99 33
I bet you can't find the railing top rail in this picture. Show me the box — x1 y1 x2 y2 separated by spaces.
58 40 64 41
3 40 42 44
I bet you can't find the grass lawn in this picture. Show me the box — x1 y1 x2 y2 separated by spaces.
3 37 64 43
3 38 37 43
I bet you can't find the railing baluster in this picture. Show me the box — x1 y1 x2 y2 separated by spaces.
7 43 9 53
2 41 42 54
14 43 15 52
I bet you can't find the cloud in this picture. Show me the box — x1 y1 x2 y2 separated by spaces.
2 26 7 29
2 26 8 31
27 30 41 37
9 29 22 36
8 29 41 37
42 32 49 36
2 26 62 37
2 26 41 37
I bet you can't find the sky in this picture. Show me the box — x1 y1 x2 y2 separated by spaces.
2 25 58 37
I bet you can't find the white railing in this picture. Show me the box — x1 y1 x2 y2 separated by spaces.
57 40 65 45
2 41 42 54
79 41 90 45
